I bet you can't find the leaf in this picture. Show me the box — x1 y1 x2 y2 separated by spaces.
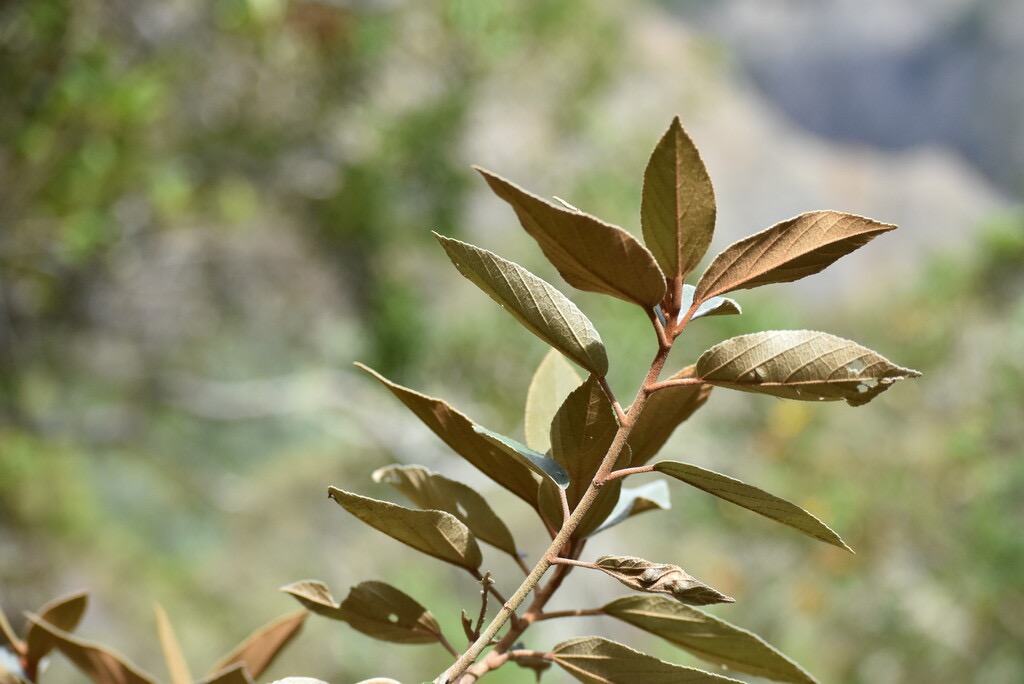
279 581 346 621
328 488 484 570
592 480 671 535
434 233 608 376
694 331 921 407
154 604 193 684
23 589 88 666
524 349 582 454
209 610 307 680
372 464 519 560
511 652 552 681
551 637 744 684
693 211 895 302
23 613 159 684
473 427 570 489
641 116 717 282
357 364 540 507
199 664 255 684
653 461 851 551
680 285 741 321
594 556 734 606
627 366 711 466
337 581 444 645
603 595 818 684
0 604 18 651
477 168 666 308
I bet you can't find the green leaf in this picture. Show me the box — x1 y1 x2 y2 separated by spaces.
694 331 921 407
551 637 743 684
434 233 608 376
280 581 347 621
641 116 717 281
592 480 671 535
680 285 741 321
208 610 307 680
694 211 895 302
357 364 540 507
653 461 851 551
23 613 159 684
524 349 582 454
474 427 570 489
477 168 666 308
328 488 484 570
372 464 519 560
23 589 88 667
627 366 711 466
337 581 445 645
603 595 818 684
594 556 734 606
154 604 192 684
198 664 254 684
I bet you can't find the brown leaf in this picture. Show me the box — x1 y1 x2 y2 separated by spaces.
23 589 88 667
478 168 666 308
0 604 19 652
641 116 717 282
337 581 444 645
279 581 346 621
524 349 582 454
551 637 744 684
208 610 306 680
695 330 921 407
198 663 255 684
694 211 895 302
328 488 483 571
594 556 734 606
473 427 570 488
154 604 192 684
23 613 158 684
627 365 711 466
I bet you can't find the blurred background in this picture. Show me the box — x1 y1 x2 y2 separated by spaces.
1 0 1022 682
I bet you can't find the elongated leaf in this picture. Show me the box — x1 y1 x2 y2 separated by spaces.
628 366 711 466
24 590 88 667
328 488 483 570
551 637 743 684
680 285 741 321
603 595 817 684
592 480 671 535
23 614 158 684
0 605 18 651
200 664 255 684
694 211 895 301
695 331 921 407
280 581 346 621
372 464 519 559
357 364 540 507
154 604 193 684
474 427 570 489
335 581 444 645
594 556 733 606
524 349 582 454
654 461 851 551
435 233 608 376
641 116 717 281
209 610 306 680
478 168 666 307
552 376 619 506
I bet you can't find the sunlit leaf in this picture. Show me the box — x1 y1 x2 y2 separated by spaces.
435 233 609 376
654 461 851 551
372 464 519 559
627 366 711 466
594 556 733 606
694 211 895 301
603 595 818 684
328 488 483 570
478 168 666 308
280 581 346 621
474 427 570 489
524 349 582 454
592 480 671 535
551 637 743 684
154 604 192 684
641 116 717 282
24 589 88 667
680 285 741 321
357 364 540 507
337 581 444 645
695 331 921 407
23 613 158 684
198 663 254 684
209 610 306 680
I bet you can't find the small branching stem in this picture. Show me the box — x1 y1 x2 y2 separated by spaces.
602 463 656 484
647 376 704 392
547 557 599 570
534 607 605 621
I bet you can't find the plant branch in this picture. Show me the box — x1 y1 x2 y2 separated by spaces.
602 463 656 483
647 376 704 392
548 558 599 570
534 607 605 621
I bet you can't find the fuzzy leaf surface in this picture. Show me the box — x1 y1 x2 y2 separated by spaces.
154 604 192 684
592 480 671 535
328 488 484 570
695 331 921 407
209 610 306 679
372 464 518 559
594 556 734 606
23 590 88 666
524 349 582 454
23 614 158 684
694 211 895 301
654 461 851 551
435 233 608 375
641 117 717 281
474 427 570 489
358 364 540 507
551 637 743 684
338 581 444 645
279 581 346 621
627 366 711 466
478 168 666 307
603 595 817 684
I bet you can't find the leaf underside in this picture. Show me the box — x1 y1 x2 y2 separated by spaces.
594 556 734 606
474 426 571 489
592 479 672 536
551 636 744 684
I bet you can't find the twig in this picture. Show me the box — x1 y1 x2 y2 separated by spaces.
602 464 656 484
534 607 605 621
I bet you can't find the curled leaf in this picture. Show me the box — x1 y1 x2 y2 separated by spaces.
280 581 346 621
594 556 734 606
209 610 307 680
524 349 582 454
23 589 88 668
551 637 743 684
